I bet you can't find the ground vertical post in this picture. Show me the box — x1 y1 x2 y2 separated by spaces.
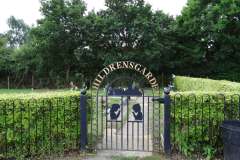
80 90 87 151
164 88 171 155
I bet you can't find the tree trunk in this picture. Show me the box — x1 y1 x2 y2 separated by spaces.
66 66 70 84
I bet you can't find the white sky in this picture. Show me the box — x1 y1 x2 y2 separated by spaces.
0 0 187 33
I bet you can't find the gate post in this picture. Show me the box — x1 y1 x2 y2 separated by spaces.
163 87 171 155
80 89 87 151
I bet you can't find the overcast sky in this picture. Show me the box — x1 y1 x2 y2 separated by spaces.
0 0 187 33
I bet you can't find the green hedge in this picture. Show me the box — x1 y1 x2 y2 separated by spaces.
171 91 240 159
174 76 240 92
172 76 240 158
0 92 81 159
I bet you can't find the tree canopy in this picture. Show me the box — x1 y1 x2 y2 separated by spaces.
0 0 239 88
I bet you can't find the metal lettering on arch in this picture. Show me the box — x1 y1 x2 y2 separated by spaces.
92 61 159 90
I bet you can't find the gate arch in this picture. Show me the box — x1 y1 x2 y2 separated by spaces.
87 61 164 153
92 61 159 90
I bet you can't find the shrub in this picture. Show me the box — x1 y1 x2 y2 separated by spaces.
171 92 240 159
174 76 240 92
0 92 81 159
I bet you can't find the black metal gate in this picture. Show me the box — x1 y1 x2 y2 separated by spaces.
95 94 158 152
82 85 170 153
80 62 171 154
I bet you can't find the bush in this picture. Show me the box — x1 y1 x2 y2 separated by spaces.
171 91 240 158
0 91 81 159
174 76 240 92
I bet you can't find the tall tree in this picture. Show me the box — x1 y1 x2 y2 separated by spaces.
32 0 87 82
7 16 30 48
74 0 176 75
175 0 240 79
0 35 13 74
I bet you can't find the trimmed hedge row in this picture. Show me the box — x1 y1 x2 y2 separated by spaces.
0 92 81 159
174 76 240 92
171 92 240 158
171 76 240 158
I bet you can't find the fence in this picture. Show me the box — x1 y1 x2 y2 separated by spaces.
171 93 240 159
0 96 80 159
1 93 240 159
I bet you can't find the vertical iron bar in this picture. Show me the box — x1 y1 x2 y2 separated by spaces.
127 97 129 150
77 97 80 149
180 96 183 153
56 98 59 149
42 100 45 152
142 94 145 151
147 96 150 151
152 95 155 150
69 98 72 148
121 96 123 150
28 100 31 156
12 101 15 154
4 101 7 158
132 122 134 150
97 95 99 143
20 102 23 155
137 121 139 150
101 96 104 149
74 97 78 148
63 98 66 149
34 100 38 154
105 94 108 149
91 93 94 147
187 97 190 145
208 97 211 145
115 99 117 150
230 98 233 119
201 97 204 152
80 92 88 151
173 96 176 148
111 119 112 150
49 100 52 153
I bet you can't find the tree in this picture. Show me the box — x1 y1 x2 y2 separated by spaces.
7 16 30 48
74 0 176 75
0 35 13 74
175 0 240 79
31 0 87 82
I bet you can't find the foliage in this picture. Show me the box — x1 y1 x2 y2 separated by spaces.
0 92 82 159
30 0 88 82
174 76 240 92
171 92 240 159
175 0 240 80
172 76 240 158
0 0 240 85
0 35 13 74
0 0 176 88
6 16 30 48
